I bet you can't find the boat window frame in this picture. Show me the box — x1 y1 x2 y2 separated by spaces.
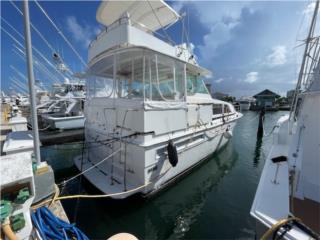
87 47 207 102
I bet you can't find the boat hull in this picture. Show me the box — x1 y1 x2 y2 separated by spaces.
42 115 85 130
74 121 236 199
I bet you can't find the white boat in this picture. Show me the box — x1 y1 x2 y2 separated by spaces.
74 0 242 199
8 116 28 131
250 2 320 239
37 77 86 130
41 98 85 130
237 97 255 111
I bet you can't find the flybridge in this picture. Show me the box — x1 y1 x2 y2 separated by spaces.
96 0 180 32
89 1 211 77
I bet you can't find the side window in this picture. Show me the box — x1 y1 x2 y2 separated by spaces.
224 105 231 114
212 104 223 115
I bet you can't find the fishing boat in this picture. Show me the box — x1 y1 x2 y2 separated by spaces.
41 98 84 130
74 0 242 199
40 78 86 130
250 2 320 239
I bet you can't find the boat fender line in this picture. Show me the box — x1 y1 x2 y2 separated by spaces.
167 140 178 167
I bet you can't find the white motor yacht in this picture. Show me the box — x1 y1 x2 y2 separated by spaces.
74 0 242 199
251 2 320 239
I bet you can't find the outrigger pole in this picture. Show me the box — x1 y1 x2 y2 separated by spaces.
23 0 41 165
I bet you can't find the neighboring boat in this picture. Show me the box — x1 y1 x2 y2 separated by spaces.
41 98 85 130
237 97 255 111
74 0 242 199
37 78 86 130
251 2 320 239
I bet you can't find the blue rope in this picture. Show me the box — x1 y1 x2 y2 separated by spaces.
31 206 89 240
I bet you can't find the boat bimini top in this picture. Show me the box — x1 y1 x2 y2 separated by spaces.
96 0 180 32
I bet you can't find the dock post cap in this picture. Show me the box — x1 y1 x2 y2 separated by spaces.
107 233 138 240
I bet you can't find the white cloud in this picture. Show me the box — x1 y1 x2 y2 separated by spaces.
303 2 316 15
215 78 224 83
66 16 100 48
266 45 287 66
244 72 258 83
189 2 248 61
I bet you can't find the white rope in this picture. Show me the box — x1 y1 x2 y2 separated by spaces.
34 0 87 67
59 148 122 186
1 16 24 39
9 1 56 54
13 45 61 84
2 25 65 82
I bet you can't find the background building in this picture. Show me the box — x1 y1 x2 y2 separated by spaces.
253 89 280 110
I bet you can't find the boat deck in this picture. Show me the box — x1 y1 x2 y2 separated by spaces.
293 197 320 234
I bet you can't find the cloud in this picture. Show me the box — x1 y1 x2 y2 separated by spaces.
215 78 224 83
66 16 100 48
303 2 316 15
244 72 258 83
266 45 287 66
195 3 246 61
168 1 307 97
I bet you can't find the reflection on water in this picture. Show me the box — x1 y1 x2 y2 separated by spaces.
40 111 287 239
253 138 263 167
165 144 237 240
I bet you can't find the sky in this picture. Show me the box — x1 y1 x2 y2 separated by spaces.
0 0 317 97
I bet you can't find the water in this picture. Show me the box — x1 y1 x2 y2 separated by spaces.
41 111 288 239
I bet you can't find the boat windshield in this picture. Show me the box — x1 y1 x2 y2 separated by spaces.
187 74 209 95
87 47 208 101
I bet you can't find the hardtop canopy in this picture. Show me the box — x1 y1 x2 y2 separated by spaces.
96 0 180 32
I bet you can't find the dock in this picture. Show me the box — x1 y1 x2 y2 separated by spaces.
1 104 12 154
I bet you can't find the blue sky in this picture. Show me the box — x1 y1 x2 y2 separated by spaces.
1 1 316 97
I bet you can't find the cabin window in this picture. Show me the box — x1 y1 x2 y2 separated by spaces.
87 47 208 102
212 104 223 115
224 105 231 114
187 74 209 95
115 53 144 99
87 76 113 98
144 53 184 101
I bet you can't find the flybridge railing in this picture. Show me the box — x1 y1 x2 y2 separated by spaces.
289 1 319 122
89 15 175 48
303 37 320 90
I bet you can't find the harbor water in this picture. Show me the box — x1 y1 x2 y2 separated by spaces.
41 111 288 239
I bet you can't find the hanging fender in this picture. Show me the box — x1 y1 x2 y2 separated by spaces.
167 140 178 167
223 127 233 139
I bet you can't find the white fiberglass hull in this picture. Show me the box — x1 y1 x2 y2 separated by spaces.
42 115 85 130
74 121 236 199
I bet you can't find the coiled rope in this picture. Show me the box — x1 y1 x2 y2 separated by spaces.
31 206 89 240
